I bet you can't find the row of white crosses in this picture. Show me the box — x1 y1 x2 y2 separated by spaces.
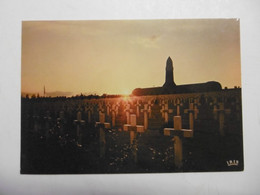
170 96 231 136
185 96 232 136
159 97 184 117
159 98 193 123
94 98 175 130
31 95 234 144
31 100 195 168
126 98 190 129
95 110 146 160
103 100 131 127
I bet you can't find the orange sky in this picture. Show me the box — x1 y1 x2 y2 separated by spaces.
21 19 241 96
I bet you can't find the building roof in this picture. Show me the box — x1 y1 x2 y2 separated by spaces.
132 57 222 96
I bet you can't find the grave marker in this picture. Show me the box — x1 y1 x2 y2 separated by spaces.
73 111 85 147
124 103 133 124
175 98 183 116
123 114 145 163
141 104 149 130
147 100 154 118
134 100 142 117
85 105 93 123
105 102 111 116
160 103 173 123
98 103 105 116
164 116 193 169
110 104 117 127
184 103 197 130
95 112 111 158
193 98 200 119
211 98 219 120
215 103 231 136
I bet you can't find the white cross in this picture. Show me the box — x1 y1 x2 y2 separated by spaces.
193 99 200 119
124 103 133 124
123 114 145 144
214 102 231 136
159 99 166 117
105 102 111 116
175 98 183 116
134 100 142 117
160 103 173 123
98 103 105 116
164 116 193 169
110 104 117 127
85 105 93 123
95 112 111 158
211 98 219 120
73 111 85 147
159 99 166 107
140 104 149 130
147 100 154 118
115 101 120 115
184 103 198 130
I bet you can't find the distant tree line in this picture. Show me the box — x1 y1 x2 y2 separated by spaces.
22 93 128 101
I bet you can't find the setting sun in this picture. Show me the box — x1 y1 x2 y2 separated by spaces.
121 89 131 96
21 20 241 97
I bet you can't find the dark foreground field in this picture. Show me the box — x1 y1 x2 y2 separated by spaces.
21 122 243 174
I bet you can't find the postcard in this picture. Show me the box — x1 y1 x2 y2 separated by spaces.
21 19 243 174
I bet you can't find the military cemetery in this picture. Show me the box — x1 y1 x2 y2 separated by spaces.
21 58 243 173
21 20 243 174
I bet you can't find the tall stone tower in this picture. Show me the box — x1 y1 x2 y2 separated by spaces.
163 56 176 88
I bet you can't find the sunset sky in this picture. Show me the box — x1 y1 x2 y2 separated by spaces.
21 19 241 96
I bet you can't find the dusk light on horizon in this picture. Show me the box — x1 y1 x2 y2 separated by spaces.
21 19 241 96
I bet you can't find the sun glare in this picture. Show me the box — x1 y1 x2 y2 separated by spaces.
121 89 131 96
120 89 132 102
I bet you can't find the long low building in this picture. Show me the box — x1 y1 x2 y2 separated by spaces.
132 57 222 96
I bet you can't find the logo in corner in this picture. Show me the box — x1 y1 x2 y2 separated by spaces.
226 160 239 166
